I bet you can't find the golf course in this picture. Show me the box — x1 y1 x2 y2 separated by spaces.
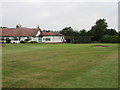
2 43 118 88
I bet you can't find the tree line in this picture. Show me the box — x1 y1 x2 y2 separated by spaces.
60 19 119 43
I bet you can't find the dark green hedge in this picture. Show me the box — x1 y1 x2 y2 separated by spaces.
100 35 120 43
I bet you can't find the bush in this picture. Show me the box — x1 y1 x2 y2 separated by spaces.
73 41 79 44
100 35 120 43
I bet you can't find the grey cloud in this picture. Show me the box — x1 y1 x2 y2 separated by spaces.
2 2 118 31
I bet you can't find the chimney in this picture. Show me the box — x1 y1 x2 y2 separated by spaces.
37 25 40 29
16 24 21 28
16 25 19 28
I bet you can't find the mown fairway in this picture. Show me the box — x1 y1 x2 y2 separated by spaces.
2 43 118 88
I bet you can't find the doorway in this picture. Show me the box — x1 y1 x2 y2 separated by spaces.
66 39 71 43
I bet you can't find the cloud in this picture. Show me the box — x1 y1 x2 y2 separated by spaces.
2 2 118 31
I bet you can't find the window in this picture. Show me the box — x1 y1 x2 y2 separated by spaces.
2 37 5 40
39 38 42 40
14 37 18 40
12 37 19 41
27 37 31 40
43 38 51 41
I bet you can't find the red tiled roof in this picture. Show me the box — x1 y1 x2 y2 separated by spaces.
0 28 39 36
39 32 63 36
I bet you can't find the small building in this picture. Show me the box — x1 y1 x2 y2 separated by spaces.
0 25 41 43
39 32 65 43
0 25 65 43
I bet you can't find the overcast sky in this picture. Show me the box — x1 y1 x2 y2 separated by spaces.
1 2 118 31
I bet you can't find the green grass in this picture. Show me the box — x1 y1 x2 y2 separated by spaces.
2 43 118 88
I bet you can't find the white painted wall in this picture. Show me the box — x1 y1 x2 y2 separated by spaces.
20 37 27 41
1 35 65 43
11 41 20 44
1 36 37 43
42 36 64 43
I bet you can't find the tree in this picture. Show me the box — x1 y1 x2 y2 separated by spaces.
100 35 120 43
42 30 52 32
89 19 108 41
0 27 8 28
104 29 118 36
79 29 87 36
60 27 75 36
73 30 80 36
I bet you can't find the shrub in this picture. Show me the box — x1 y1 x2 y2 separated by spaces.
100 35 120 43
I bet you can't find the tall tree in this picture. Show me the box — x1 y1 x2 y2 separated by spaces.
89 19 108 41
73 30 80 36
79 29 87 36
104 29 118 36
60 27 75 36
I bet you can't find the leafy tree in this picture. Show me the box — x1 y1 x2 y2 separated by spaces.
100 35 111 43
104 29 118 36
79 29 87 36
60 27 88 36
0 27 8 28
60 27 75 36
60 19 119 43
89 19 108 41
100 35 120 43
42 30 52 32
73 30 80 36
